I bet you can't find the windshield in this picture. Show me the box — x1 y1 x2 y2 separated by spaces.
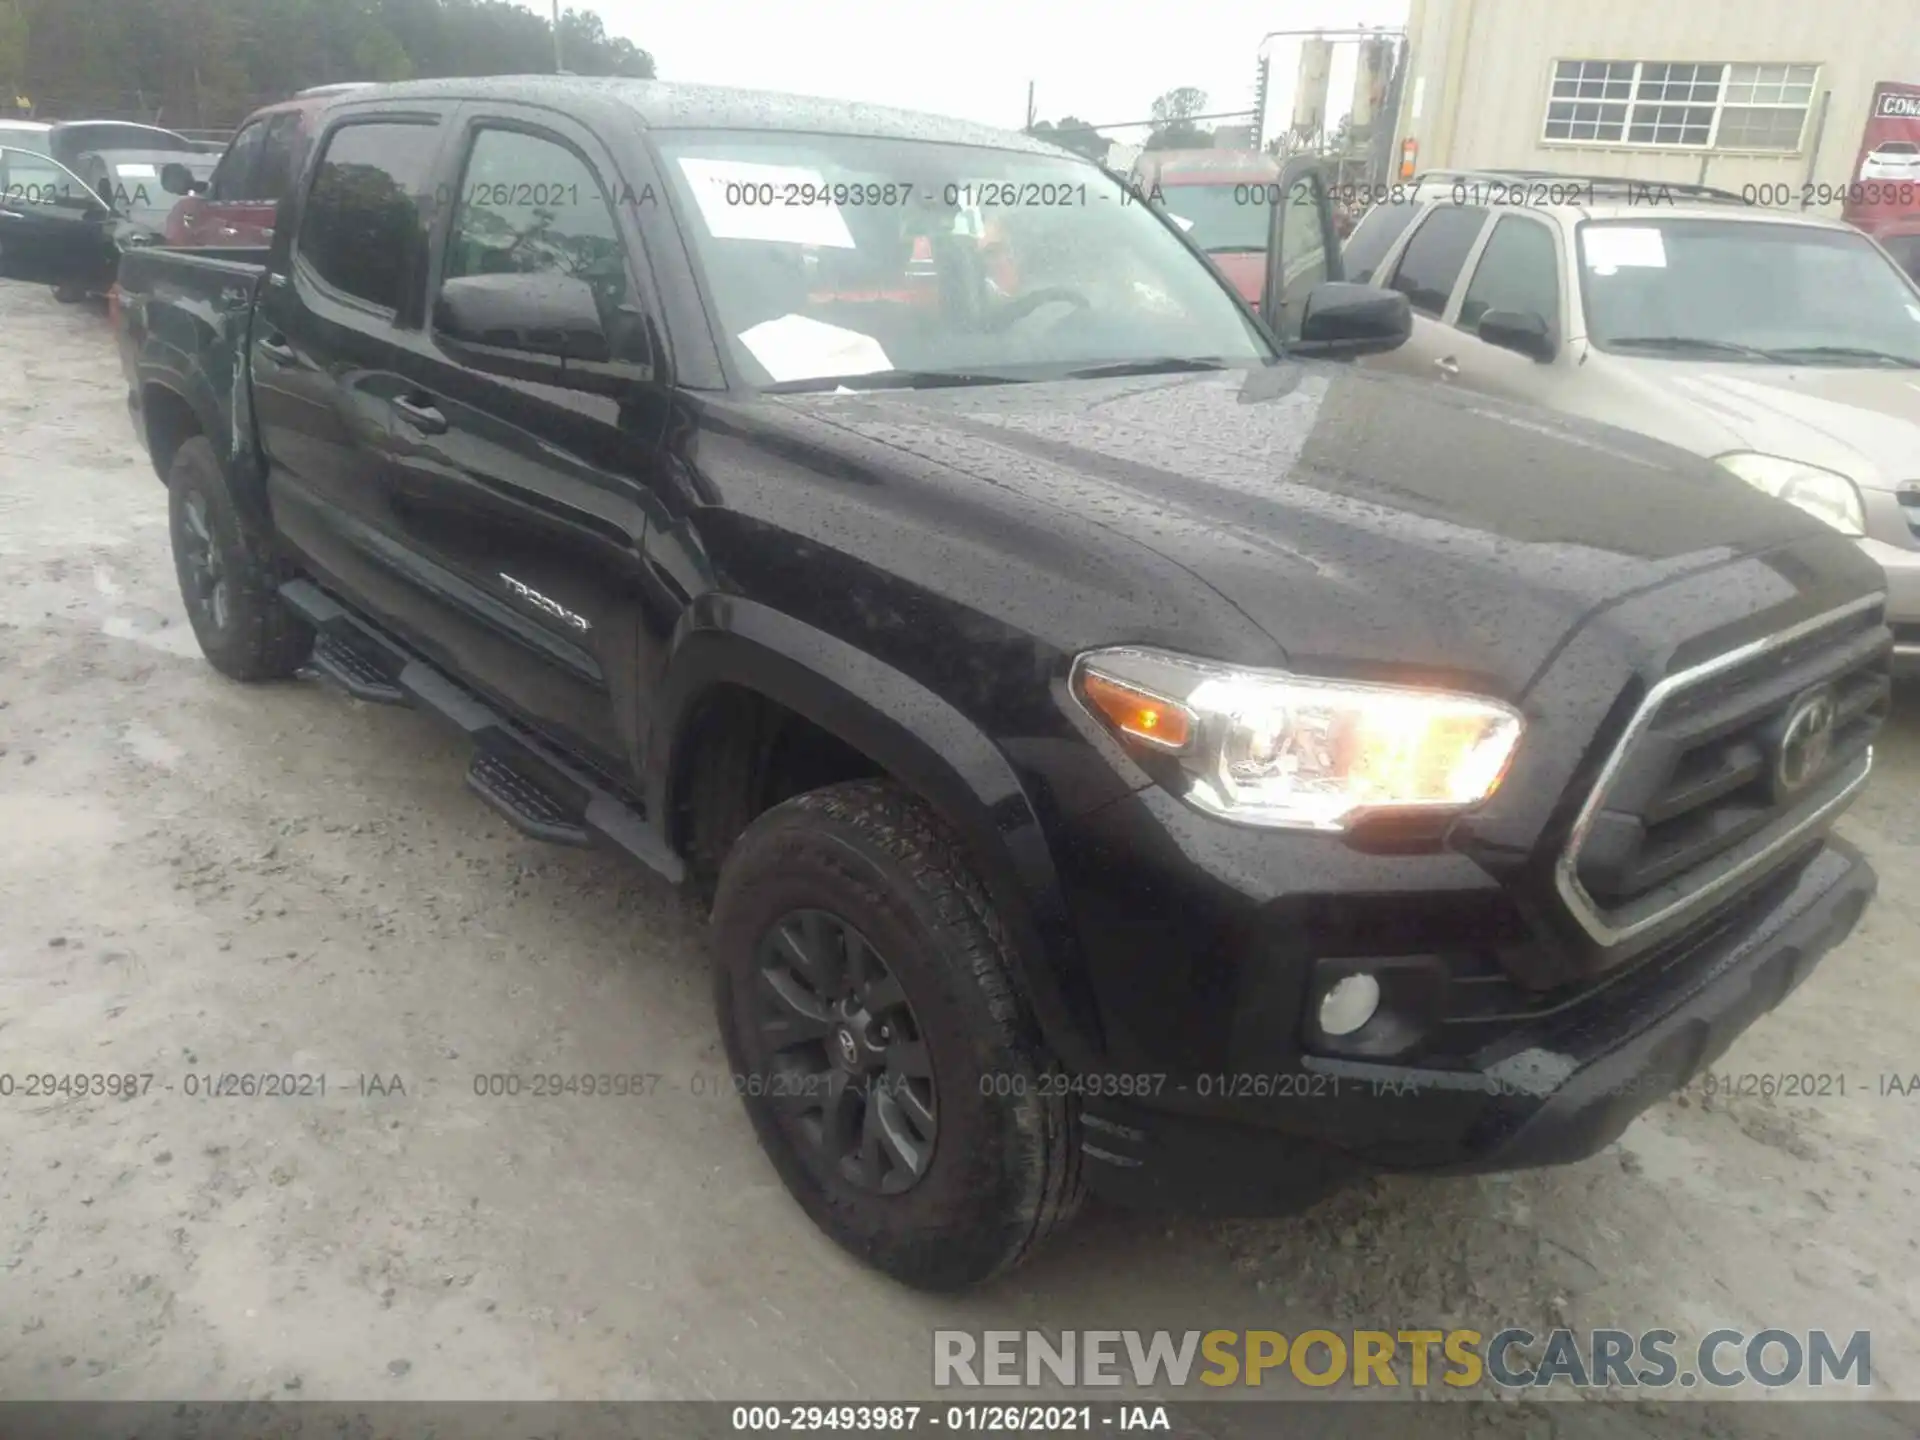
1155 181 1273 253
653 131 1269 389
1578 219 1920 366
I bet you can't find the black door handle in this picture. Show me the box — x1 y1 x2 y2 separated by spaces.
257 335 298 365
393 395 448 435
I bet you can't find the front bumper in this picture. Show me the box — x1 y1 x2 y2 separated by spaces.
1077 837 1874 1214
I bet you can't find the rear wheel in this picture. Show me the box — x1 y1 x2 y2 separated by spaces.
167 436 312 681
711 780 1083 1290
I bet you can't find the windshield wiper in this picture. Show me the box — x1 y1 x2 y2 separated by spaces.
762 369 1028 394
1064 357 1229 380
1606 335 1780 361
1755 344 1920 369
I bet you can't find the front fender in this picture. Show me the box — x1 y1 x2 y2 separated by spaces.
649 593 1107 1071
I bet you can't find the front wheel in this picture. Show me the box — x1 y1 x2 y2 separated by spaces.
711 780 1083 1290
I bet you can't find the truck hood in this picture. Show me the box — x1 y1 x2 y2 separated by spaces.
779 363 1825 698
1606 356 1920 492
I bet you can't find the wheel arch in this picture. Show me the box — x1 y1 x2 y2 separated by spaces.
651 596 1105 1071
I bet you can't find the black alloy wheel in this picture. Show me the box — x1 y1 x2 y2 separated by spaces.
753 908 937 1194
176 488 232 635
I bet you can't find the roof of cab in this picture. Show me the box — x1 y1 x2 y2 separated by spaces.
328 75 1070 155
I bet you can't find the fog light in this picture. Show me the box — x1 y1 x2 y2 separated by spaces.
1318 974 1380 1036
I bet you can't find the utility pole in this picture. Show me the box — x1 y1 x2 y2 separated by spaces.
1025 81 1036 131
552 0 565 74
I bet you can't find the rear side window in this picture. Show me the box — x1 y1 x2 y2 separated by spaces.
297 120 440 312
1388 205 1489 316
1343 199 1419 283
1458 215 1562 331
210 120 267 201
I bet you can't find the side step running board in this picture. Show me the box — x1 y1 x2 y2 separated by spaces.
467 752 590 847
279 578 684 883
310 630 406 705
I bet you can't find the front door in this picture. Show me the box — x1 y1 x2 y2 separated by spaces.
1444 212 1575 409
1364 202 1490 383
0 147 117 290
1260 156 1343 339
378 104 670 773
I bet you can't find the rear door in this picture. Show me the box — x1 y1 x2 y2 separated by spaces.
1365 202 1490 380
253 108 448 605
0 147 118 289
377 102 669 770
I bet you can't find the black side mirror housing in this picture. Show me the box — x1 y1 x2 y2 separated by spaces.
1478 308 1557 362
159 162 204 197
434 272 646 394
1291 282 1412 359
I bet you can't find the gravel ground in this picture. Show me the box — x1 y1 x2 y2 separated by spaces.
0 280 1915 1433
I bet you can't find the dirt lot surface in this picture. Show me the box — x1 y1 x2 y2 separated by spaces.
0 281 1916 1435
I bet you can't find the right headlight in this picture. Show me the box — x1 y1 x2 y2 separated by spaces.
1071 647 1524 832
1716 452 1866 537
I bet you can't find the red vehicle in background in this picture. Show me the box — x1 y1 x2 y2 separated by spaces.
1842 81 1920 263
1129 148 1281 308
160 84 372 247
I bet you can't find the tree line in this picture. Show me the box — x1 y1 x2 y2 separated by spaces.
0 0 654 130
1030 86 1243 163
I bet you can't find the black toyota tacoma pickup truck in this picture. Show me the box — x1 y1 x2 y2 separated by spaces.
117 77 1890 1291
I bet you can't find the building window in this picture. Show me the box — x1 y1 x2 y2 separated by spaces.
1543 61 1818 151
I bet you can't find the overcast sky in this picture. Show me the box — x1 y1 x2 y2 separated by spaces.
581 0 1410 138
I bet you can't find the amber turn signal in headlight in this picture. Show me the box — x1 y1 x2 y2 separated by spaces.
1072 647 1524 831
1078 671 1195 751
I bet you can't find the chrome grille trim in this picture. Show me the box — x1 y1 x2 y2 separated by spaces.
1554 593 1885 947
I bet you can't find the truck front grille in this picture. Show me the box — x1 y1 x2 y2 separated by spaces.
1557 597 1890 947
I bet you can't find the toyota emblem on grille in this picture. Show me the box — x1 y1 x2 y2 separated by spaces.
1776 688 1838 797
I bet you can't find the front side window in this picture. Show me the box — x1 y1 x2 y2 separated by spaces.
652 130 1269 388
211 121 268 201
1387 204 1487 317
1544 60 1817 151
252 113 303 203
442 126 643 359
1458 216 1560 332
1579 219 1920 366
297 120 440 312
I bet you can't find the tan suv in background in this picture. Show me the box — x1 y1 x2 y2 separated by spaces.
1344 170 1920 666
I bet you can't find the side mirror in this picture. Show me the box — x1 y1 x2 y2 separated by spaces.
159 162 204 197
1478 308 1556 363
1292 282 1412 359
435 272 647 394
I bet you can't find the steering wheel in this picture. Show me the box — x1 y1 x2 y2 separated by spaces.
982 285 1092 333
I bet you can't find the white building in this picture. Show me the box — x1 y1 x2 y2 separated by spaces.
1394 0 1920 204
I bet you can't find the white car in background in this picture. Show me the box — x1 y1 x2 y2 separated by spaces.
1860 140 1920 182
